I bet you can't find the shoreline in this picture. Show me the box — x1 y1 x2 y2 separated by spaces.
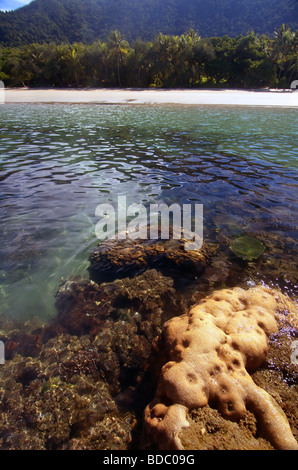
2 87 298 107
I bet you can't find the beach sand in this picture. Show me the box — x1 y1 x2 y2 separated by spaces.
3 87 298 107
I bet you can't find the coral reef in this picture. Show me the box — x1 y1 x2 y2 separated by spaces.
215 220 298 293
53 269 182 338
0 269 184 450
143 285 298 450
1 236 297 450
88 232 217 285
180 406 274 450
0 333 132 450
51 269 185 395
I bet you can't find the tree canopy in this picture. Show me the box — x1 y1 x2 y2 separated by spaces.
1 27 297 89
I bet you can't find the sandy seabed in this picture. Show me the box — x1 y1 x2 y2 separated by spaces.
2 87 298 106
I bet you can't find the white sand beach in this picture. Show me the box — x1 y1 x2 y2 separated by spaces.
3 87 298 107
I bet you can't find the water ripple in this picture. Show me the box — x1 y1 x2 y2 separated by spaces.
0 103 297 319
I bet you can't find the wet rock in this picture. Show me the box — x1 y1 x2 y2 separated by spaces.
52 269 183 339
0 268 186 450
1 224 296 451
0 332 130 450
88 234 217 285
181 406 273 450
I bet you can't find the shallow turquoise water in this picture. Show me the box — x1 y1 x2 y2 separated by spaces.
0 104 297 319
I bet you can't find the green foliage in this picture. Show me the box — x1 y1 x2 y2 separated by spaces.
0 0 297 46
0 27 297 89
272 24 298 83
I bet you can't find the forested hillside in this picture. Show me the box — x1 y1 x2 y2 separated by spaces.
0 0 297 46
1 27 297 89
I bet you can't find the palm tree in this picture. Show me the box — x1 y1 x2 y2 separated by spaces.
107 30 129 87
273 24 295 82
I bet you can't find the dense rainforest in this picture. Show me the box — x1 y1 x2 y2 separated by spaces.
0 0 298 46
0 26 297 89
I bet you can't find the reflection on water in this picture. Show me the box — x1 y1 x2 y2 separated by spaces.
0 104 297 320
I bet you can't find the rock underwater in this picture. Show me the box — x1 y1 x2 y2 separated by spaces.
1 229 297 450
142 285 298 450
0 269 184 450
88 231 217 285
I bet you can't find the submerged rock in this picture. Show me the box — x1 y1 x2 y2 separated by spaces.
143 285 298 450
1 229 297 451
53 269 184 337
181 406 273 450
0 332 130 450
0 268 186 450
88 233 217 285
51 269 185 395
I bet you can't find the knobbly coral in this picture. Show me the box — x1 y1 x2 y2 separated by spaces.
143 285 298 450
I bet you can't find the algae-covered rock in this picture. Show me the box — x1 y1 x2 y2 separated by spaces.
0 333 129 450
230 234 265 260
88 232 217 285
0 267 188 450
50 269 185 395
180 406 273 450
53 269 183 338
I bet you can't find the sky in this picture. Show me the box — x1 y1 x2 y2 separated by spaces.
0 0 32 11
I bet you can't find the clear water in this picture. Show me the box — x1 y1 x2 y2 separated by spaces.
0 103 297 320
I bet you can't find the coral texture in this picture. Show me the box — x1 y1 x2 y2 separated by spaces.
143 285 298 450
88 231 217 284
0 269 183 450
